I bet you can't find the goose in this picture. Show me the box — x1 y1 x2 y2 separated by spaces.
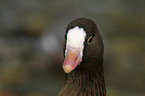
59 18 106 96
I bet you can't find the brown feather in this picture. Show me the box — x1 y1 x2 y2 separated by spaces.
59 18 106 96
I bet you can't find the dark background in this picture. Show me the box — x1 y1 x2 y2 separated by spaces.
0 0 145 96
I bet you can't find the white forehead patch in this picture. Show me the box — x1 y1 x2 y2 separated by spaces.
67 26 86 48
65 26 86 57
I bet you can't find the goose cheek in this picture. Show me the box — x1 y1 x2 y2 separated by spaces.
63 48 82 73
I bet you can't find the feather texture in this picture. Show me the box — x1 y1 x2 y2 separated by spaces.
59 18 106 96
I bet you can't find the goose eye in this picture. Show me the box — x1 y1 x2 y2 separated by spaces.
87 36 93 44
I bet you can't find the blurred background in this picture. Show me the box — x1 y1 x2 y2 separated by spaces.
0 0 145 96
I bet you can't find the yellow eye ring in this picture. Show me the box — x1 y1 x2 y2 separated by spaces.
87 36 93 44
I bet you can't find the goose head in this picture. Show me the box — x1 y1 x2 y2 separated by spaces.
63 18 104 73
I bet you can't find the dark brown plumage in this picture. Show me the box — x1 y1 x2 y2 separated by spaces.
59 18 106 96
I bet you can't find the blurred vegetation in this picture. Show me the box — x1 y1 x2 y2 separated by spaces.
0 0 145 96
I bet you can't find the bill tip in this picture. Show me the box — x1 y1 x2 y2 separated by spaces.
63 65 73 73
